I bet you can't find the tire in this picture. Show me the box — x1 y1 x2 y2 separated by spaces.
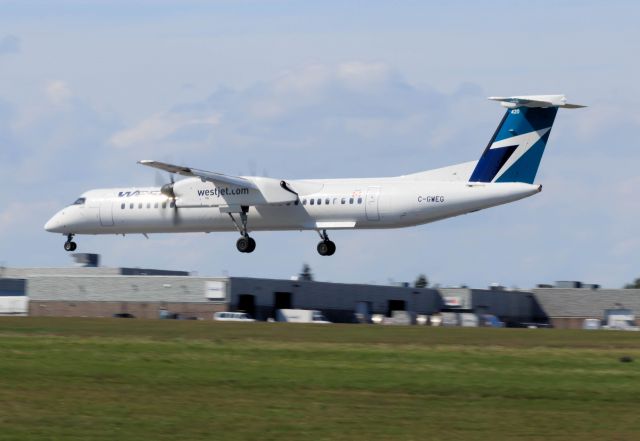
317 241 330 256
246 237 256 253
236 237 250 253
69 242 77 251
326 241 336 256
64 242 72 252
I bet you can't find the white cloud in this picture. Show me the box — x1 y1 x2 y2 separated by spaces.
45 80 72 106
109 112 220 149
105 61 457 174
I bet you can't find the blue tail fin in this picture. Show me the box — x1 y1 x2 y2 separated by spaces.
469 95 583 184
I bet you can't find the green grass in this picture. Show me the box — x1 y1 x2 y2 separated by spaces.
1 318 639 440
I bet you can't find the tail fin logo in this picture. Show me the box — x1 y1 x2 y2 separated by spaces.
470 95 584 184
470 106 558 184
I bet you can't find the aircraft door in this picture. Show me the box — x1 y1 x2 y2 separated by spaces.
365 186 380 221
99 201 114 226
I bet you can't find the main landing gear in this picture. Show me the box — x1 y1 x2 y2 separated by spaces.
236 236 256 253
229 206 256 253
317 229 336 256
63 234 77 252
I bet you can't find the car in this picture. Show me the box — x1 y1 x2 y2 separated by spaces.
213 312 255 322
112 313 135 319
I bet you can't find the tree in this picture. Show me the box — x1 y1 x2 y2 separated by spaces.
414 274 429 288
624 278 640 289
299 263 314 281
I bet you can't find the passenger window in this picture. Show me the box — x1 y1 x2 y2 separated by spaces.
357 197 363 204
121 203 125 209
146 203 151 209
302 199 307 205
170 201 175 208
162 202 167 209
333 198 338 205
154 202 158 208
317 198 322 205
130 203 134 209
341 198 346 204
310 199 315 205
138 203 142 209
294 200 299 206
325 198 330 205
349 198 354 204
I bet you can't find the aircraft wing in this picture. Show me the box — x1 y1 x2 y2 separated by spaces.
138 160 259 189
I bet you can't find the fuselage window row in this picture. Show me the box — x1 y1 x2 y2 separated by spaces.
118 196 363 210
121 201 170 209
300 196 363 206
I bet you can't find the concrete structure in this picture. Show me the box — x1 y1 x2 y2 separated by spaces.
533 288 640 329
3 267 225 320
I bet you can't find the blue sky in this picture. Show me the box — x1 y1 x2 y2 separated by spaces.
1 1 638 288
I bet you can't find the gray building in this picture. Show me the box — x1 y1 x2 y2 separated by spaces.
2 266 638 327
227 278 443 322
0 266 545 324
3 266 226 320
533 287 640 329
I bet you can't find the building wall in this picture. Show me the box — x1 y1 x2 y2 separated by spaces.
549 317 594 329
26 275 228 303
29 301 227 320
228 278 443 322
533 288 640 328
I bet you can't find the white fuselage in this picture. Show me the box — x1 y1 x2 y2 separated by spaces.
44 176 541 236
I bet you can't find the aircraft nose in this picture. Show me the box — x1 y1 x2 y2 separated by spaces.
44 211 66 233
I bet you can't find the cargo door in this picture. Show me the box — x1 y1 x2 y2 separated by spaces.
365 186 380 221
99 201 114 226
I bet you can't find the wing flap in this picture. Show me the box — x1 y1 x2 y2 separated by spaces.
315 221 356 229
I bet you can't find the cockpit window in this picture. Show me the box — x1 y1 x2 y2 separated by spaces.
72 197 86 206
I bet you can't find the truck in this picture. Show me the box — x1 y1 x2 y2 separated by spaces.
602 309 639 331
276 309 331 324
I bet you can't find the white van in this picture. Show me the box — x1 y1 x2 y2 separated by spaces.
213 312 255 322
275 309 331 323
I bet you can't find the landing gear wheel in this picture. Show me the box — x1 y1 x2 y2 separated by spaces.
236 236 256 253
317 240 336 256
64 234 77 252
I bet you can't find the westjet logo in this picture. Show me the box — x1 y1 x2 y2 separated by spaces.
118 190 160 198
197 187 249 197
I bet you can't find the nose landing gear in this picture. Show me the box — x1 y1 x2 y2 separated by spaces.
63 234 77 252
317 229 336 256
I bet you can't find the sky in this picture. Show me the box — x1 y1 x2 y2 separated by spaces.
1 0 639 288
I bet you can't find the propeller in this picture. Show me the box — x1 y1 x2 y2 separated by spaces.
159 174 180 225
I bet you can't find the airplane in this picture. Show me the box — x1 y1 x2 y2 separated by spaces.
44 94 584 256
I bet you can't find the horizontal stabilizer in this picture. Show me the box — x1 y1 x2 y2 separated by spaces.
488 95 586 109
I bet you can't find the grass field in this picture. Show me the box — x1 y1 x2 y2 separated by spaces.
1 318 639 440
